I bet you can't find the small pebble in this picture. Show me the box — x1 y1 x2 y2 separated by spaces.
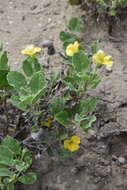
48 18 52 24
118 157 126 164
22 15 25 21
75 179 79 183
9 20 13 25
5 42 9 45
38 23 42 27
35 153 41 159
30 5 37 10
9 1 13 4
87 129 96 139
43 2 51 8
112 155 117 161
106 66 112 72
31 132 39 140
71 167 77 174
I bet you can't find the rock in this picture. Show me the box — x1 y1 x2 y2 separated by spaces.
43 2 51 8
118 157 126 164
112 155 117 161
9 20 13 25
22 15 25 21
30 5 37 10
75 179 79 183
106 66 112 72
48 17 52 24
87 129 96 140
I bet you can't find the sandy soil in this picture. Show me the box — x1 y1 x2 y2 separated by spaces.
0 0 80 70
1 1 127 190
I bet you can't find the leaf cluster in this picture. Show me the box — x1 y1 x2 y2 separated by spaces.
0 136 37 190
68 0 127 16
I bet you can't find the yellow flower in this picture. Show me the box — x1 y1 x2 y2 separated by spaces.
66 41 80 56
21 45 42 56
64 136 80 152
41 120 52 127
92 50 113 67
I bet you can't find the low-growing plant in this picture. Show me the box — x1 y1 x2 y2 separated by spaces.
0 136 37 190
0 17 113 160
68 0 127 16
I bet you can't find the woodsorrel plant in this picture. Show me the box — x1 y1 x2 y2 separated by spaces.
68 0 127 16
0 18 113 162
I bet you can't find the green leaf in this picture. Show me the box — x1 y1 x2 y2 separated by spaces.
55 111 71 127
2 136 21 155
68 17 82 32
0 70 11 89
0 51 9 71
59 32 75 42
0 91 4 97
73 51 90 72
18 172 37 184
20 96 34 110
68 0 80 5
16 162 27 171
32 125 39 132
91 40 100 54
22 58 33 77
10 95 23 109
32 89 44 104
27 57 41 72
59 148 71 157
32 57 41 72
78 96 97 115
0 146 13 166
80 115 96 131
7 71 27 88
22 149 32 167
89 73 101 88
51 97 65 115
74 113 86 122
10 95 31 111
50 72 58 84
0 168 13 177
7 183 14 190
29 71 46 94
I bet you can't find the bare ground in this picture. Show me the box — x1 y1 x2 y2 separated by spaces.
1 1 127 190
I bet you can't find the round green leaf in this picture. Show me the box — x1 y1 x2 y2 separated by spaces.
18 172 37 184
0 70 11 89
0 168 13 177
7 71 27 88
59 32 75 42
29 71 46 94
2 136 21 155
73 51 90 72
22 59 33 77
68 17 82 32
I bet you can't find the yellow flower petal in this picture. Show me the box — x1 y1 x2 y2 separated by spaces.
74 41 80 49
68 143 80 152
92 49 113 67
64 136 80 152
21 45 42 56
103 56 113 67
71 136 80 144
64 139 70 149
66 41 80 56
41 120 52 127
